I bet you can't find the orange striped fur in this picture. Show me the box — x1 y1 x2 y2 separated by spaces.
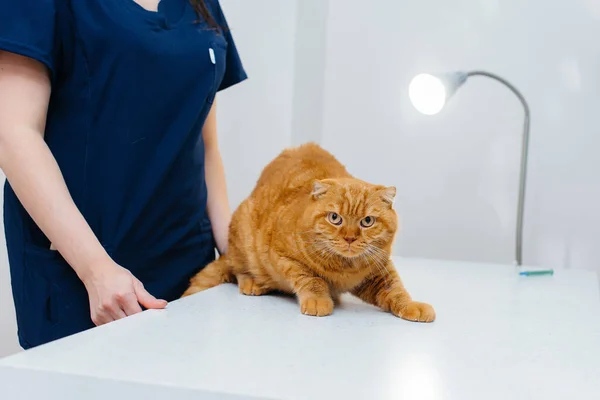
183 143 435 322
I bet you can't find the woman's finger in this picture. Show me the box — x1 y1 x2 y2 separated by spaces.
110 308 127 320
121 292 143 316
92 311 113 326
134 279 168 310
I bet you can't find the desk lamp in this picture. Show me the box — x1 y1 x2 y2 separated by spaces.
408 71 530 266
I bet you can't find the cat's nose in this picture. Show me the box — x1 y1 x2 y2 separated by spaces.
344 237 357 244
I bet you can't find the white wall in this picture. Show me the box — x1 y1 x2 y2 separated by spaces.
218 0 298 208
291 0 329 146
321 0 600 270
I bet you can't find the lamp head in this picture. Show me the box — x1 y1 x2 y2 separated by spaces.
408 72 468 115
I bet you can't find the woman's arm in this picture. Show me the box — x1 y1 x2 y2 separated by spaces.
0 51 109 280
0 51 165 325
203 101 231 255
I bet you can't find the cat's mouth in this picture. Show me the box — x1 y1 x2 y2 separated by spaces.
333 243 364 259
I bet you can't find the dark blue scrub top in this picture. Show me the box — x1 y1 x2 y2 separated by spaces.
0 0 247 348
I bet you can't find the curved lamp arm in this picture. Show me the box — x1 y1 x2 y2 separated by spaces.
466 71 530 266
409 70 530 265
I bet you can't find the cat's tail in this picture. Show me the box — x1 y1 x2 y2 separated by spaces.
181 257 234 298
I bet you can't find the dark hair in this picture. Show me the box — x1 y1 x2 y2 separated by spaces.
189 0 225 31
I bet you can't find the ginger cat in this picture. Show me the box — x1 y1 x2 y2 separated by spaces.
183 143 435 322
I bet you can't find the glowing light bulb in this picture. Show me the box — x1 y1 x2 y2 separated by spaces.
408 73 447 115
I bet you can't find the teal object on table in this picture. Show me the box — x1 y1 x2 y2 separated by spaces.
519 270 554 276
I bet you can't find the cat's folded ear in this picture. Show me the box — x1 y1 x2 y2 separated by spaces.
311 180 331 199
378 186 397 206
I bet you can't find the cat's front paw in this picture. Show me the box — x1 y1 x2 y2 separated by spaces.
300 296 334 317
238 276 269 296
392 301 436 323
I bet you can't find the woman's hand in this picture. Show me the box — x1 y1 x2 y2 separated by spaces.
81 262 167 326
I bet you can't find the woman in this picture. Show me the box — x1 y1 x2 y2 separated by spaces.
0 0 246 349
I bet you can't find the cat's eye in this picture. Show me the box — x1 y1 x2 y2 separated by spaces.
360 216 376 228
327 212 343 226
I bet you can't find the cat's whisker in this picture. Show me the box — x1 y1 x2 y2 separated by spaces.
322 246 338 264
364 253 381 280
365 250 383 275
366 245 390 262
359 252 370 273
317 245 336 264
367 245 389 265
364 246 392 288
374 254 393 277
295 230 318 235
286 242 321 259
301 243 332 262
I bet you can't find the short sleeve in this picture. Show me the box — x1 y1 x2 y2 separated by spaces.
0 0 59 78
211 0 248 92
